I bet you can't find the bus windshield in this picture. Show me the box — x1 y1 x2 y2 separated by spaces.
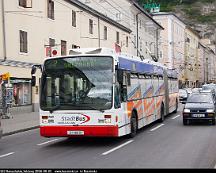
40 56 113 112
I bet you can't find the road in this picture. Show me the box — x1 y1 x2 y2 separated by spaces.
0 104 216 169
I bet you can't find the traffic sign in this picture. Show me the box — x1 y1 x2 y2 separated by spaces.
0 72 10 80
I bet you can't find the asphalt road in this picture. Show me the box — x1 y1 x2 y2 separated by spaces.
0 104 216 169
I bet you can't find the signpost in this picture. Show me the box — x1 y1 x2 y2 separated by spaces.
0 72 13 119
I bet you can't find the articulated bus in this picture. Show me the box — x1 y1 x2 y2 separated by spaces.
32 48 178 138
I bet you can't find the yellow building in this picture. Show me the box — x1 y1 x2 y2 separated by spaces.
184 27 200 88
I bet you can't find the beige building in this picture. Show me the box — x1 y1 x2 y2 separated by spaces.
152 13 186 86
198 42 206 84
200 39 216 83
0 0 132 113
184 27 200 88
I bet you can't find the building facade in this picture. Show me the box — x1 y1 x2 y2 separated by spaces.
0 0 132 113
78 0 163 61
184 27 200 88
152 13 186 81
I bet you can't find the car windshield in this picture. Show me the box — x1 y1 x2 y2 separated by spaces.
187 94 213 103
40 56 113 111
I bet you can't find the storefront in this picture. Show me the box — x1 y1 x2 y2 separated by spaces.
10 78 32 106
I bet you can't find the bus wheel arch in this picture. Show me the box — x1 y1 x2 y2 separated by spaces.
174 98 178 113
129 109 138 138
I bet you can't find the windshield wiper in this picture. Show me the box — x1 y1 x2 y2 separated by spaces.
83 105 105 113
48 105 61 113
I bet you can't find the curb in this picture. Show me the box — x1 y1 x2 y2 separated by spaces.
2 126 40 137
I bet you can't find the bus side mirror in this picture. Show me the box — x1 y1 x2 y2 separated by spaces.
121 86 127 102
31 65 42 87
31 76 36 86
117 69 124 84
31 65 42 74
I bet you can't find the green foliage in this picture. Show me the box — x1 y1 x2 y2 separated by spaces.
138 0 216 25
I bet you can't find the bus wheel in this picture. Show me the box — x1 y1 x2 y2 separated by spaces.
129 112 138 138
174 99 178 113
158 104 164 123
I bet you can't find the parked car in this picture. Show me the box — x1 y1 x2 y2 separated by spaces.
200 89 216 100
192 88 202 93
182 92 216 125
179 89 188 103
202 83 216 96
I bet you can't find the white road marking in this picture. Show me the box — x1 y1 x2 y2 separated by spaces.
172 115 181 120
102 140 134 156
150 124 165 132
0 152 15 158
214 163 216 169
37 139 61 146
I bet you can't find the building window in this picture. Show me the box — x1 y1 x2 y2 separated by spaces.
140 40 142 51
46 38 55 57
49 38 55 47
48 0 54 20
116 12 122 21
116 31 120 44
134 35 136 48
89 19 93 34
20 30 28 53
12 78 32 106
126 36 128 47
19 0 32 8
72 10 76 27
61 40 67 56
104 26 107 40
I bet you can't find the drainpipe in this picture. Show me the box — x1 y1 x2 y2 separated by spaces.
136 12 142 56
1 0 6 62
98 17 100 48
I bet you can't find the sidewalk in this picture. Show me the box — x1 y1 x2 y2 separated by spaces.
1 111 39 136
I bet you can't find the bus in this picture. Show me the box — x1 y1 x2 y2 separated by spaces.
31 48 178 138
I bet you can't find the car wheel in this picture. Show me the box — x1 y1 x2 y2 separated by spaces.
212 119 215 125
183 119 188 125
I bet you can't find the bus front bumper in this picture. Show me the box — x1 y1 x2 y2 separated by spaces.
40 125 119 137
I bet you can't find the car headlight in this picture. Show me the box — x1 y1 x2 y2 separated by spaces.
184 109 190 113
207 109 214 113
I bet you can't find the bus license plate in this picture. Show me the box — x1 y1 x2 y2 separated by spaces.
192 114 205 118
67 131 84 135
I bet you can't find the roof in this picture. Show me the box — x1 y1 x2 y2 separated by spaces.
132 2 164 30
186 26 201 39
65 0 132 33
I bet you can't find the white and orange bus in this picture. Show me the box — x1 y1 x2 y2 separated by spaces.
32 48 178 138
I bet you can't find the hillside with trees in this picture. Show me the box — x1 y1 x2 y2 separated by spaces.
138 0 216 42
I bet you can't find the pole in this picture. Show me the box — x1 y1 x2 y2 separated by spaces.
1 0 7 61
98 17 100 48
136 12 142 56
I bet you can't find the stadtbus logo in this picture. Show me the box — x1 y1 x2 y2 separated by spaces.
60 114 90 125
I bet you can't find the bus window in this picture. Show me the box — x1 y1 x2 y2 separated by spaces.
114 85 121 108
